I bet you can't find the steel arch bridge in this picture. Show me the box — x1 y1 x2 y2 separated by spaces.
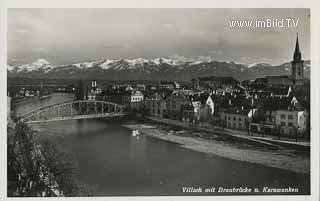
21 100 125 123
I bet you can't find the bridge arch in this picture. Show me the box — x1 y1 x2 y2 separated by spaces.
21 100 125 123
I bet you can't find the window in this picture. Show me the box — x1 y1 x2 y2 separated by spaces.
280 114 286 119
288 122 293 127
233 117 236 121
238 118 242 121
228 116 231 120
239 123 242 128
288 115 293 120
281 122 286 126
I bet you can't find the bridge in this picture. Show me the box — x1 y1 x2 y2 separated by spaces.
21 100 125 123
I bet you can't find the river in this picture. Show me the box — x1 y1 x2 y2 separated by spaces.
13 94 310 196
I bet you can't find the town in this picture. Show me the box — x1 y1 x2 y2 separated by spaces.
8 35 310 142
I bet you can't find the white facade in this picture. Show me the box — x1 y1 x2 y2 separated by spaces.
200 96 215 121
123 91 144 109
220 109 257 130
220 112 249 130
275 110 308 135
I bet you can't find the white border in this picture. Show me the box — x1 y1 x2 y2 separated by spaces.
1 1 319 201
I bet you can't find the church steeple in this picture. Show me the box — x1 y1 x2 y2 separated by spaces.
293 33 301 62
291 33 304 85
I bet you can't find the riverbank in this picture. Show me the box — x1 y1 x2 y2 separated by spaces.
123 123 310 175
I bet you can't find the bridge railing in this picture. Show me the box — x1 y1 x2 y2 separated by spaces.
21 100 125 123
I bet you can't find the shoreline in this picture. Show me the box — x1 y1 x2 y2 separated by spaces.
123 124 310 175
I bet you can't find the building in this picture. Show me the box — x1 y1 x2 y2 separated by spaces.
163 91 189 120
220 108 257 130
97 89 123 104
274 96 308 136
144 93 166 118
198 76 239 88
86 81 102 101
135 84 146 91
191 94 216 122
158 81 180 89
291 34 305 86
250 95 309 137
122 90 144 110
275 110 308 136
252 34 307 88
253 76 293 88
191 78 200 89
181 101 201 124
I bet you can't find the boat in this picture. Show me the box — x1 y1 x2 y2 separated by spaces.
132 130 137 136
132 130 140 136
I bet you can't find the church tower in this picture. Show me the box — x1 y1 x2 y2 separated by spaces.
291 33 304 85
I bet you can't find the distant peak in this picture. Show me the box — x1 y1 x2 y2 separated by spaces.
32 58 51 66
248 62 272 68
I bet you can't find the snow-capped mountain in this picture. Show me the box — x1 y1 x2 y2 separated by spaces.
7 58 310 81
247 62 273 68
10 59 55 73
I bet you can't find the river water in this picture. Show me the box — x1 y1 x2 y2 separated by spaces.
13 94 310 196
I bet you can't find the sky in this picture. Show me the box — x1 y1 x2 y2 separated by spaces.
8 8 310 66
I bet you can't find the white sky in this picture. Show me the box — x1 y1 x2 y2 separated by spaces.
8 8 310 65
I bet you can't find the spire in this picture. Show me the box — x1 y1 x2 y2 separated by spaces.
293 33 301 61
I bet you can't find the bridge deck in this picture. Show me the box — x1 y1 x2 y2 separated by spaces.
26 113 126 124
21 100 126 123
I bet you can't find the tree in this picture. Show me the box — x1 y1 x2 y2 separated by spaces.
40 140 79 196
7 118 80 197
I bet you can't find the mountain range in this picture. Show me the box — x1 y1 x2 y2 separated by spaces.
7 58 310 81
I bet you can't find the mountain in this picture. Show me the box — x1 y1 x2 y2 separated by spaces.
7 58 310 81
242 61 310 80
9 59 55 73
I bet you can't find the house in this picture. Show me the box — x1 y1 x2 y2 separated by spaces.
181 101 201 124
163 91 189 120
269 86 292 98
86 81 103 101
190 93 216 122
191 78 200 89
275 110 308 136
122 90 144 110
220 108 257 130
274 96 308 136
249 95 309 136
253 76 293 88
144 93 166 118
198 76 239 88
135 84 146 91
158 81 180 89
97 89 123 104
